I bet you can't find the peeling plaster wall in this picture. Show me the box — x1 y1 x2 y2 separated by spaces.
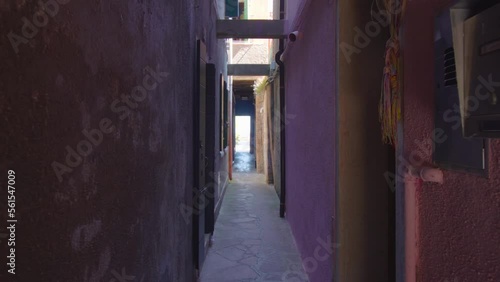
284 1 336 281
0 0 225 281
404 0 500 281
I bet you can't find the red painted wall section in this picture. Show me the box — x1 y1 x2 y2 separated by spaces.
284 1 336 281
0 1 223 281
404 0 500 280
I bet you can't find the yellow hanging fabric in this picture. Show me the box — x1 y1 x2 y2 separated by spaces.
379 0 406 146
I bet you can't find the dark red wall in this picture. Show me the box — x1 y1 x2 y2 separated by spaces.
404 0 500 281
0 1 209 281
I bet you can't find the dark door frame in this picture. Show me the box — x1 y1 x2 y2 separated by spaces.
204 63 217 235
193 39 208 270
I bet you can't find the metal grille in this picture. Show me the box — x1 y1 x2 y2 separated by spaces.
444 47 457 87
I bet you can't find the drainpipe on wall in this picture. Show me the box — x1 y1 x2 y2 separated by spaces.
276 0 286 218
228 38 233 181
275 49 286 218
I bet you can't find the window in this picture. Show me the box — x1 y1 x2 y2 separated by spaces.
233 1 248 41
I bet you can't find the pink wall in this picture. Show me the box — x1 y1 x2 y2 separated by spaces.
284 0 336 281
404 0 500 280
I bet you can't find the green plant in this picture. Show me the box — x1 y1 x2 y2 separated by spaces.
253 76 268 94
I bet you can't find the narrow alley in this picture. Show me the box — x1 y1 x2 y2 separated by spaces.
201 153 307 281
1 0 500 281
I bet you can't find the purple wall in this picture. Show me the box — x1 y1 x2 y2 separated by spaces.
284 1 336 281
285 0 302 29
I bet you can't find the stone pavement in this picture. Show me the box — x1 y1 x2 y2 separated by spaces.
233 152 256 173
200 173 308 282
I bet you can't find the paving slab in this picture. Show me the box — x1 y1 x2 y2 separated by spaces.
200 173 308 282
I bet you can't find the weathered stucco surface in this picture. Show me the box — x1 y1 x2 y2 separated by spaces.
0 0 226 281
404 0 500 281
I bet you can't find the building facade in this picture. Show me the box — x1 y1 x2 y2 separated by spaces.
1 0 229 281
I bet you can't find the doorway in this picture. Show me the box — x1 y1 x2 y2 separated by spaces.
192 39 207 270
233 82 256 173
233 115 255 173
235 116 251 152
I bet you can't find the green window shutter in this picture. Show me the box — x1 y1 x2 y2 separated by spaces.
244 0 248 19
225 0 239 18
